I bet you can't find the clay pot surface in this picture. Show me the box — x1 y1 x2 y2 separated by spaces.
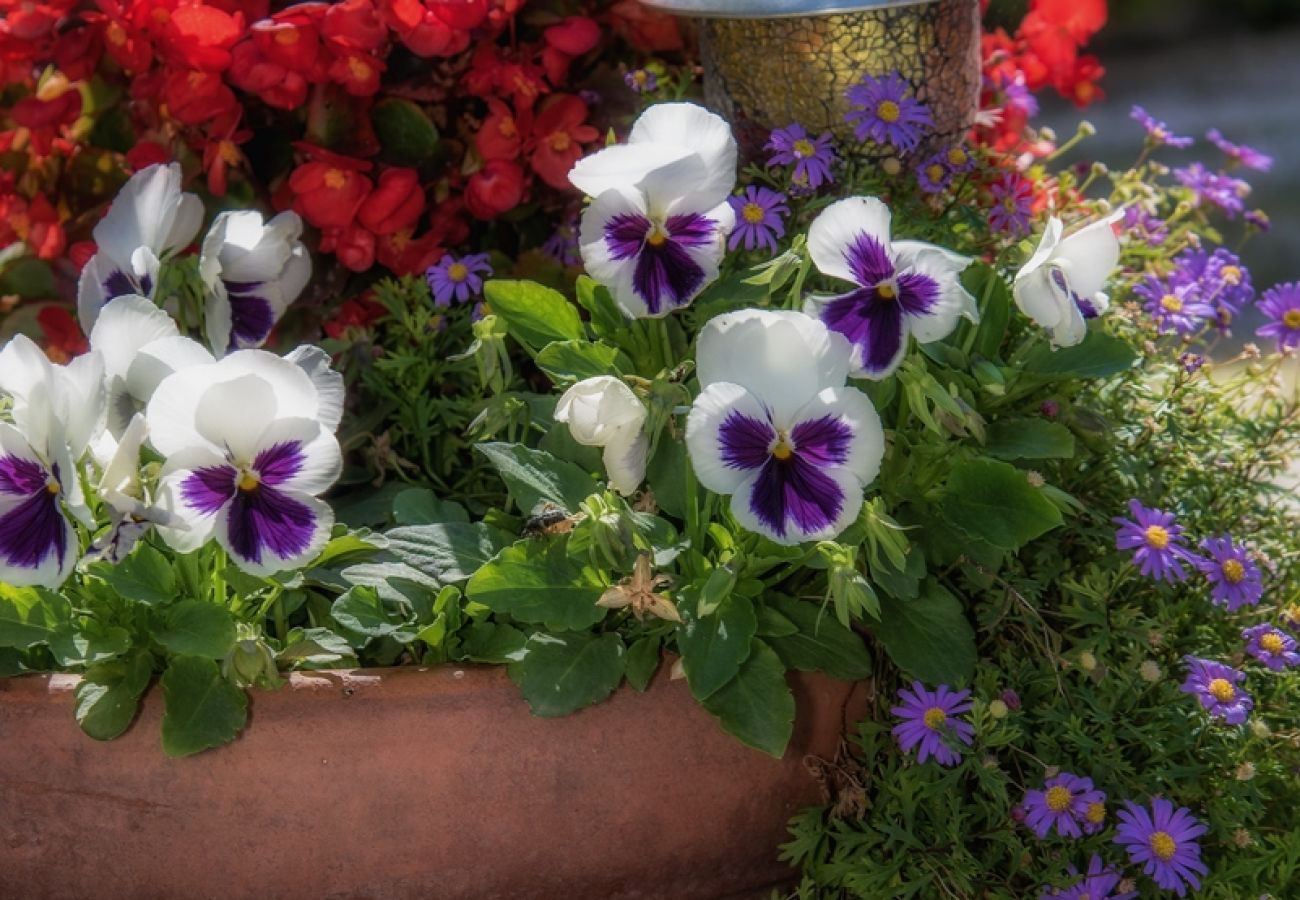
0 663 866 900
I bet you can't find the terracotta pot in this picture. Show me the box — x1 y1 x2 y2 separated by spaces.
0 664 867 900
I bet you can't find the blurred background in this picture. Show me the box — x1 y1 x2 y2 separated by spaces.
992 0 1300 294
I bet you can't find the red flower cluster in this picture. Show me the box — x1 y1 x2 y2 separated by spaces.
979 0 1107 152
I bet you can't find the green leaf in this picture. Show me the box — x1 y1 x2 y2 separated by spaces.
871 547 926 601
384 522 514 584
331 586 418 642
155 600 237 659
984 419 1076 460
370 98 439 164
466 539 606 630
678 591 757 702
765 595 873 681
963 264 1012 361
475 442 598 513
574 275 627 338
74 652 153 741
940 457 1064 550
392 489 470 526
0 586 69 649
873 581 976 684
310 532 383 569
645 435 688 519
701 641 794 758
460 621 528 664
278 627 357 667
624 634 662 692
160 656 248 757
482 280 584 350
1022 330 1139 379
49 622 132 667
0 258 56 299
100 543 177 606
535 340 630 384
755 605 800 638
508 632 626 717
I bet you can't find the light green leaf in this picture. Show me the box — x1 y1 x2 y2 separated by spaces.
310 532 383 569
1022 330 1138 379
160 656 248 757
574 275 627 338
984 420 1076 460
384 522 514 584
466 539 606 631
482 280 584 350
508 632 626 717
475 442 598 514
678 591 757 702
75 652 154 741
278 627 358 667
765 595 872 681
940 457 1064 550
702 641 794 758
49 622 132 667
963 264 1012 361
155 600 237 659
873 581 976 684
331 586 418 643
536 340 631 384
0 586 69 648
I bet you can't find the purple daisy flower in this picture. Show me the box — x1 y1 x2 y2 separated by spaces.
1114 799 1208 897
727 187 789 255
1039 854 1138 900
426 253 492 308
1206 128 1273 172
844 71 933 153
988 174 1033 238
1256 282 1300 352
765 124 837 190
1242 623 1300 671
890 681 974 767
542 218 582 268
1181 656 1253 724
1133 275 1214 336
915 154 952 194
1022 772 1105 839
1174 163 1249 219
1197 535 1263 610
1245 209 1271 232
624 68 658 94
1173 247 1254 330
1130 106 1194 149
1113 499 1195 583
942 144 976 175
993 71 1039 119
1122 205 1168 246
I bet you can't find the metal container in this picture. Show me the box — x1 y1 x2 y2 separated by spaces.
642 0 981 159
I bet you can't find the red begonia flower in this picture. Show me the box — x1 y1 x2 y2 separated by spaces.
464 159 524 220
357 168 424 235
528 94 596 191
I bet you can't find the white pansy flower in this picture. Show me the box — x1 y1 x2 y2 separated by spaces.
554 376 649 497
1013 212 1123 348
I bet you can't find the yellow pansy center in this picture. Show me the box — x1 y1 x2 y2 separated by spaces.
1045 785 1073 812
742 202 766 225
237 469 260 492
1222 558 1246 583
1150 831 1177 861
646 223 669 247
1086 801 1106 824
1284 310 1300 329
1260 632 1285 654
448 262 469 283
877 282 897 301
793 138 816 157
877 100 901 123
1208 678 1235 702
771 431 794 461
1144 525 1170 549
1160 293 1183 313
922 706 946 730
44 475 60 495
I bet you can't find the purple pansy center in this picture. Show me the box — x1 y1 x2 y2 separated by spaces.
104 268 152 300
604 212 716 314
1051 267 1100 319
717 409 852 538
223 279 276 351
818 233 939 374
0 455 67 569
180 440 316 565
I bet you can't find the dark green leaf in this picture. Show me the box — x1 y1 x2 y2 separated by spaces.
384 522 514 584
508 632 626 717
702 641 794 758
49 622 132 667
460 621 528 664
155 601 237 659
871 546 926 601
645 435 688 519
100 543 177 606
873 581 976 684
159 656 248 757
475 442 598 513
370 98 439 164
331 586 418 643
74 652 153 741
482 280 584 350
310 532 383 569
278 627 358 667
535 340 631 384
765 595 873 681
1022 330 1139 379
392 489 470 526
624 635 662 692
940 457 1064 550
466 539 606 630
984 419 1076 460
963 264 1012 361
755 605 800 638
678 591 757 701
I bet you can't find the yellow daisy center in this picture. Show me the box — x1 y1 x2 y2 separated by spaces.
742 202 765 225
1144 525 1170 549
1045 785 1073 812
448 262 469 283
1160 293 1183 313
877 99 901 123
793 138 816 157
926 164 945 182
237 469 260 492
1260 632 1285 654
632 70 649 86
947 147 968 166
1222 558 1246 584
1284 310 1300 329
1150 830 1177 861
1086 801 1106 824
1220 265 1242 285
922 706 946 730
1208 677 1235 702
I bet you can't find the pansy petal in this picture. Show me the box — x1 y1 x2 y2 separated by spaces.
94 163 199 265
790 387 885 487
0 333 54 413
59 350 107 458
154 446 235 552
126 336 216 409
90 294 179 385
283 345 344 433
217 487 333 577
1016 217 1065 282
194 373 278 463
578 188 651 319
602 426 649 496
731 457 863 546
898 247 978 344
569 143 694 199
0 424 76 587
808 197 893 286
685 381 773 495
696 309 853 423
628 103 737 209
1012 267 1065 330
248 417 342 496
1054 212 1123 301
807 288 909 379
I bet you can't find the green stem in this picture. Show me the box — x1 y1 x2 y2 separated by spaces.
274 592 288 643
684 455 701 562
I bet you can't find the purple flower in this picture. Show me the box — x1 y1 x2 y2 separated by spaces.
624 69 658 94
915 154 952 194
988 174 1033 237
1256 282 1300 352
1039 854 1138 900
1197 535 1263 610
765 124 837 190
1133 276 1213 336
1245 209 1271 232
1114 799 1208 897
1122 205 1168 246
942 144 976 175
1130 106 1193 148
1022 772 1106 839
994 71 1039 118
1243 623 1300 671
426 253 492 308
1174 163 1250 219
890 681 974 767
1181 656 1253 724
1173 247 1254 330
727 187 789 254
1000 688 1022 710
1180 352 1205 374
542 218 581 268
1113 500 1194 583
1206 128 1273 172
844 71 933 153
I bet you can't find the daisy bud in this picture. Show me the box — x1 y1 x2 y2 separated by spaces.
1232 828 1252 848
1079 651 1098 672
1139 660 1162 682
1026 471 1045 488
1250 719 1271 739
988 699 1008 720
1235 761 1256 781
